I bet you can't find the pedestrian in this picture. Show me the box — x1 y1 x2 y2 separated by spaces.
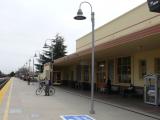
107 77 111 94
45 78 50 96
28 75 31 85
123 84 135 97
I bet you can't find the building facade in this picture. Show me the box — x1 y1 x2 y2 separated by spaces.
52 3 160 93
38 63 51 81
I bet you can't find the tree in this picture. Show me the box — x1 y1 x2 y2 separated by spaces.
16 67 28 76
52 34 67 60
35 34 67 72
34 63 43 73
43 50 51 60
35 53 47 73
9 71 15 77
0 70 5 77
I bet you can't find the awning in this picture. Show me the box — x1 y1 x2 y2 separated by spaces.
53 24 160 66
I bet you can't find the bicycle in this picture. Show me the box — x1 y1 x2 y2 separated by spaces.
36 81 55 96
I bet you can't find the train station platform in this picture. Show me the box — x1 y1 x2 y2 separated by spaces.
0 77 159 120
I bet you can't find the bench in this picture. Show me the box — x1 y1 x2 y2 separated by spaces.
122 86 143 98
134 87 144 98
111 85 120 94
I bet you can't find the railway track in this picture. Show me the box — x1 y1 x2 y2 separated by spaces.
0 78 10 90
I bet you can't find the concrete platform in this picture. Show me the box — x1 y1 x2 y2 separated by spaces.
0 77 158 120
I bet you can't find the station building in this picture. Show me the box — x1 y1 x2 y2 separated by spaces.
51 2 160 93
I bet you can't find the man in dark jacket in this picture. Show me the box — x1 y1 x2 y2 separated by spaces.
45 78 52 96
107 77 111 94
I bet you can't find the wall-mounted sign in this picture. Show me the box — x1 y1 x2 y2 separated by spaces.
61 115 95 120
147 0 160 12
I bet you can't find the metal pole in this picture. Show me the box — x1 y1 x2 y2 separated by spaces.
51 43 54 84
28 59 31 85
33 58 34 80
74 1 95 114
29 59 31 74
90 11 95 114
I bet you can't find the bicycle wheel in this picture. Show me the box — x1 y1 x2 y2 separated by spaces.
49 87 55 96
36 88 42 95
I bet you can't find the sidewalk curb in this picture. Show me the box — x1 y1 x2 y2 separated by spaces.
61 88 160 120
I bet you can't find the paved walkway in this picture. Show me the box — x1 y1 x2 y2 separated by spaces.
59 86 160 119
0 77 159 120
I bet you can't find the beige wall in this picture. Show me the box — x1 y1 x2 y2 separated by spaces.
94 48 160 87
39 63 51 80
133 48 160 87
58 48 160 88
76 2 160 52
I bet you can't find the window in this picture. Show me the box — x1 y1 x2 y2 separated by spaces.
76 65 81 81
155 58 160 74
139 60 146 79
117 57 131 83
83 65 89 81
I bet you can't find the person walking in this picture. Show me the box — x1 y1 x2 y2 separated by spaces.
27 74 31 85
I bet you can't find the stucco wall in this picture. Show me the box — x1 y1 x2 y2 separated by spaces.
133 49 160 87
76 2 160 52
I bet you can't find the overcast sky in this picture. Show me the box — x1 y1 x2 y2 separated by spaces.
0 0 146 74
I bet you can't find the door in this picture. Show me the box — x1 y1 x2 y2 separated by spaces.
108 59 114 82
97 61 106 90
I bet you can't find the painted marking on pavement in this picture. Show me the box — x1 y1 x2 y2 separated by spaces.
61 115 95 120
0 80 12 105
2 79 13 120
10 108 22 114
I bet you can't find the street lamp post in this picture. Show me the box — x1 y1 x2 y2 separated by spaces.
28 59 31 74
28 59 31 85
32 56 35 81
74 1 95 114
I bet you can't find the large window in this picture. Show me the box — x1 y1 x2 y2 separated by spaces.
117 57 131 83
139 60 146 79
155 58 160 74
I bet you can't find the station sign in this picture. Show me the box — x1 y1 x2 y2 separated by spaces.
61 115 95 120
147 0 160 12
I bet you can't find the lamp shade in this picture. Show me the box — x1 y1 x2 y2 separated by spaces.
34 53 37 57
43 43 48 48
147 0 160 12
74 8 86 20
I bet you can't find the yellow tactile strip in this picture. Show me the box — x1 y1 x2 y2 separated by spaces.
0 79 12 105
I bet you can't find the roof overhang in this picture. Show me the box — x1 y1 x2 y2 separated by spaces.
53 24 160 66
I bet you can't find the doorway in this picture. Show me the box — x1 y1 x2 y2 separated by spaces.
108 59 114 82
53 71 61 83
